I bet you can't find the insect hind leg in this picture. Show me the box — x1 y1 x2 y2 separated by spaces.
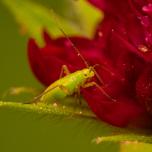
83 82 116 102
59 65 71 78
27 84 72 104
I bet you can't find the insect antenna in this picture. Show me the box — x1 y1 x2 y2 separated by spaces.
89 64 104 84
53 21 89 68
51 10 104 85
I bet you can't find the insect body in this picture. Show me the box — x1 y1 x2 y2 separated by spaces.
39 67 94 103
33 65 113 104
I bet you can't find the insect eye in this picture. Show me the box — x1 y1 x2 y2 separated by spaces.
84 73 88 77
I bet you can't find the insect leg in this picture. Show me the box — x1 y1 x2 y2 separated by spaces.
59 65 71 78
58 85 72 95
83 82 116 102
27 84 72 104
73 85 82 105
26 85 59 104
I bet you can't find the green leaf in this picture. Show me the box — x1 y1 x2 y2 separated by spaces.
0 100 118 152
120 142 152 152
0 100 152 152
92 131 152 152
0 101 94 118
93 134 152 144
2 0 102 46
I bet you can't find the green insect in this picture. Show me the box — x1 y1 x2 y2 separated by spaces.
33 66 114 104
31 22 115 104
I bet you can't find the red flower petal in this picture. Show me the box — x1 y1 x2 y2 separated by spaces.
82 87 151 127
88 0 132 14
88 0 106 11
136 66 152 114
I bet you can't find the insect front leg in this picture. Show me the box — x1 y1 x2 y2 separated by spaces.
82 82 116 102
59 65 71 78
